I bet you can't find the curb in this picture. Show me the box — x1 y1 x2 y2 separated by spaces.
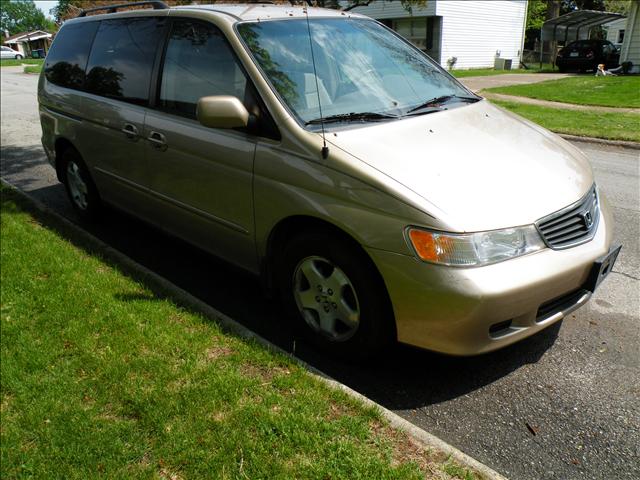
1 178 507 480
559 133 640 150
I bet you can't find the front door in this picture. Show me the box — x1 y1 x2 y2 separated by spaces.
143 18 258 272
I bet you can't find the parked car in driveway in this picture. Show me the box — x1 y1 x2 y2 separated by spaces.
1 46 23 60
38 2 620 359
556 39 620 72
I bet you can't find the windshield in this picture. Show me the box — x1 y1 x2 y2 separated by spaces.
237 18 474 126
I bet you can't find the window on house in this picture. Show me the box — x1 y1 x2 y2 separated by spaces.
392 18 427 50
618 30 625 44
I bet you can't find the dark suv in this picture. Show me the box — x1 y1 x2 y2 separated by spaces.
556 39 620 72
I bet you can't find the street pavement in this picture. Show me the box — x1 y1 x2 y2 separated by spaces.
2 66 639 480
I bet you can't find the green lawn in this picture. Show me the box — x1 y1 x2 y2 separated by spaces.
0 187 475 480
450 65 556 78
486 76 640 108
0 58 44 67
23 64 42 74
492 100 640 142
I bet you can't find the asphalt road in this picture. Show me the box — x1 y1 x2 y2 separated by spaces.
2 67 639 480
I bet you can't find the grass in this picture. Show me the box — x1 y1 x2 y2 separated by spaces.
0 58 44 67
0 187 476 480
491 100 640 142
450 64 556 78
486 76 640 108
23 64 42 74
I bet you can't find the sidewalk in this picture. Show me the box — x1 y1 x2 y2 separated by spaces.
459 73 574 92
482 92 640 114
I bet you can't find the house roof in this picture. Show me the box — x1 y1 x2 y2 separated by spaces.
542 10 626 43
3 30 52 44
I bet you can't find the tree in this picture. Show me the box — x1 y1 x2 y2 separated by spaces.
603 0 633 14
0 0 55 35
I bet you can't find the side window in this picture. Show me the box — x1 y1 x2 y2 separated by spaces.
44 21 99 89
159 19 247 119
85 17 165 106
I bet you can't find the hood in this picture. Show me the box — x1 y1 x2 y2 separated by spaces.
328 100 594 232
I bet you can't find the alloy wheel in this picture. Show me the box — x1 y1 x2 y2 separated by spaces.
292 256 360 341
66 161 89 210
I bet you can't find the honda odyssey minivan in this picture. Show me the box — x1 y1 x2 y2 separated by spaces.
38 2 620 358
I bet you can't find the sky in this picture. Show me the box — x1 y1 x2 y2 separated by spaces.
35 1 59 19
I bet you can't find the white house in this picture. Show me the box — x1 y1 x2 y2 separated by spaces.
605 17 627 47
349 0 528 70
619 0 640 69
3 30 53 57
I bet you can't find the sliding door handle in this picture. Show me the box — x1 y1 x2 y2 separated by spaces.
121 123 139 140
147 131 168 151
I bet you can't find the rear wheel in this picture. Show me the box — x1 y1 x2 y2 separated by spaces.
15 54 23 60
61 149 102 221
277 230 395 360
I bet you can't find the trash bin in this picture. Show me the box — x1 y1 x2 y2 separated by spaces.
31 49 45 59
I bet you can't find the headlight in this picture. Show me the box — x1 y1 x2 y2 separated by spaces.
407 225 545 267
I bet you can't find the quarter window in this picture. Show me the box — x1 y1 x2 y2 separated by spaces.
44 21 99 89
85 17 165 106
159 20 247 119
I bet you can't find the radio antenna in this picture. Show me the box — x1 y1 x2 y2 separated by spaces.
304 5 329 159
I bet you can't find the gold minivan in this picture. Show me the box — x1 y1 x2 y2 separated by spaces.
39 2 620 358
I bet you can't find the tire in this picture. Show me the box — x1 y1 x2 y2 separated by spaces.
15 54 23 60
60 148 102 221
277 230 396 360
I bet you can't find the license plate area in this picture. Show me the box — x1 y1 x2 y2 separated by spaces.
584 245 621 293
570 52 579 57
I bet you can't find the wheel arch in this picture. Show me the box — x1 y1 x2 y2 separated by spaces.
54 137 79 182
265 214 398 346
263 215 395 321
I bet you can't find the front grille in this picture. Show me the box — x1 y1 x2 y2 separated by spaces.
536 185 599 249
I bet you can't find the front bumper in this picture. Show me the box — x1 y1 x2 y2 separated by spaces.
367 194 615 355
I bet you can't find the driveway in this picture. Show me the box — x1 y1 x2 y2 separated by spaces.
2 66 639 480
460 73 575 92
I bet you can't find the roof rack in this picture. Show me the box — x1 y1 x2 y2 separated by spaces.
78 1 169 17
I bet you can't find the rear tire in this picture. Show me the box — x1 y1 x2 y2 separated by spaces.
277 230 396 361
15 54 23 60
60 148 102 221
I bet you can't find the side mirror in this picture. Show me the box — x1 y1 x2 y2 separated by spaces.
196 95 249 129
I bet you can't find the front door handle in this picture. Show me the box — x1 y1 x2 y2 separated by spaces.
147 131 168 151
121 123 139 140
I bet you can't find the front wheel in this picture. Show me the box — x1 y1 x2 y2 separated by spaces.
277 231 396 360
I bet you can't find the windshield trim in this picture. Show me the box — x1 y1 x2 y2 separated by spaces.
233 17 481 132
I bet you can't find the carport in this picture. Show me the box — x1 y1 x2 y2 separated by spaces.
540 10 626 67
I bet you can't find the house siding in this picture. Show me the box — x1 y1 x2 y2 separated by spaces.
350 0 527 70
620 2 640 66
436 0 527 70
605 18 627 45
348 1 436 19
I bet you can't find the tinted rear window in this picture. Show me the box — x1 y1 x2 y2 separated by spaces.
85 17 165 106
44 21 99 89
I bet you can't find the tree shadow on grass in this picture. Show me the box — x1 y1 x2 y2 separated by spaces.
2 185 559 411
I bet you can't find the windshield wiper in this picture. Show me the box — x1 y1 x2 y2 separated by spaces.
305 112 398 126
406 95 479 114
